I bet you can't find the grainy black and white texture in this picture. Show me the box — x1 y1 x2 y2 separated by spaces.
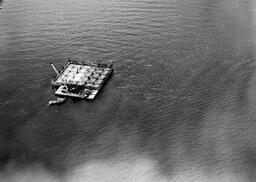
1 0 256 181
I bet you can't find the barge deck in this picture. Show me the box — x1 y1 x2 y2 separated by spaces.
50 59 113 100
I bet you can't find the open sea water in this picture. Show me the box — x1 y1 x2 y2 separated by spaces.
1 0 256 181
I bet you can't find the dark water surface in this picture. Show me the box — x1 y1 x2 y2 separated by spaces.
1 0 256 181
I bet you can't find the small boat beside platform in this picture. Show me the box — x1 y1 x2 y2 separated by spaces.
48 97 67 105
49 59 113 102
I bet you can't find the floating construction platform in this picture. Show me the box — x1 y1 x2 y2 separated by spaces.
50 59 113 100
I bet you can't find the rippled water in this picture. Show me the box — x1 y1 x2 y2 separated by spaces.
1 0 256 181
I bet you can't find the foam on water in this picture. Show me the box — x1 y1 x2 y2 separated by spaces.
0 156 169 182
0 159 252 182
